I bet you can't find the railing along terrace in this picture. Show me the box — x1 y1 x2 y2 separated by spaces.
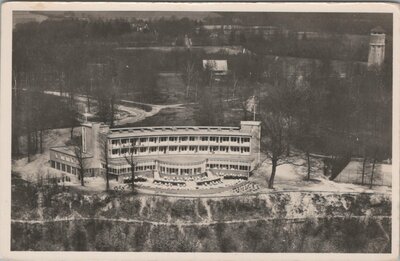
158 159 207 166
213 169 249 175
159 172 207 180
208 158 252 164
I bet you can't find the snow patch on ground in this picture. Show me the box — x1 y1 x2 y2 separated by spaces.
251 154 391 194
12 128 79 182
13 129 391 196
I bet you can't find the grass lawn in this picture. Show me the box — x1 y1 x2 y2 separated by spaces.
120 72 187 105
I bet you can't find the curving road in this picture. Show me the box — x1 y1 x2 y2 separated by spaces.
44 91 187 125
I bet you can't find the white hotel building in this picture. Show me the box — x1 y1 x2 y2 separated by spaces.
49 121 261 181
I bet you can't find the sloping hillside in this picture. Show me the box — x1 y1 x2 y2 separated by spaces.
11 176 391 252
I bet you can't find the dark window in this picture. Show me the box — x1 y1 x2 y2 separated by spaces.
199 146 208 151
242 137 250 143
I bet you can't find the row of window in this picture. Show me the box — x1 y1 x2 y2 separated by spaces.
207 164 250 171
159 166 203 175
51 160 78 175
110 165 156 174
51 160 95 176
54 153 77 163
51 159 249 176
106 163 250 175
111 146 250 156
111 136 251 146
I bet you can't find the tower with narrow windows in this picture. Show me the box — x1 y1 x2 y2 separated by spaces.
368 26 386 70
81 122 109 165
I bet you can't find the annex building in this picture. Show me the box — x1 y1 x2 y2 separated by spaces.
49 121 261 189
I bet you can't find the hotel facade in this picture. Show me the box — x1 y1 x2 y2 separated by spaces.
49 121 261 181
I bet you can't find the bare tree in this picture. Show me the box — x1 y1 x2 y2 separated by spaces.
295 130 316 181
86 75 93 113
258 65 298 188
182 58 198 99
261 111 289 189
121 138 141 192
69 104 81 140
274 75 302 157
95 61 119 127
359 131 372 186
369 157 377 189
234 79 256 121
98 133 110 191
196 63 219 125
109 63 119 128
361 156 368 185
356 69 391 188
230 71 240 99
367 132 385 189
294 84 321 181
124 150 136 192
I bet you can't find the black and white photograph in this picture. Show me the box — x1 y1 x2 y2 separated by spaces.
0 2 399 260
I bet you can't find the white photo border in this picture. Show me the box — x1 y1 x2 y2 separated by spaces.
1 2 399 260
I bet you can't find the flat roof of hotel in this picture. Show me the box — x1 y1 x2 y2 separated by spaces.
108 126 252 138
50 146 93 158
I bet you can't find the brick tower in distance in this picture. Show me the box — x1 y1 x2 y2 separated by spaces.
367 26 386 70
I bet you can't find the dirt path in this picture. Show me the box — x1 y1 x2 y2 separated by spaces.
11 215 390 227
43 91 189 126
118 99 188 125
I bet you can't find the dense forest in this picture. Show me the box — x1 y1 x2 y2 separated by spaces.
12 13 392 188
210 13 392 35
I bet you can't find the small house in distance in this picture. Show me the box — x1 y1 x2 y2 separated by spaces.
202 59 228 76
